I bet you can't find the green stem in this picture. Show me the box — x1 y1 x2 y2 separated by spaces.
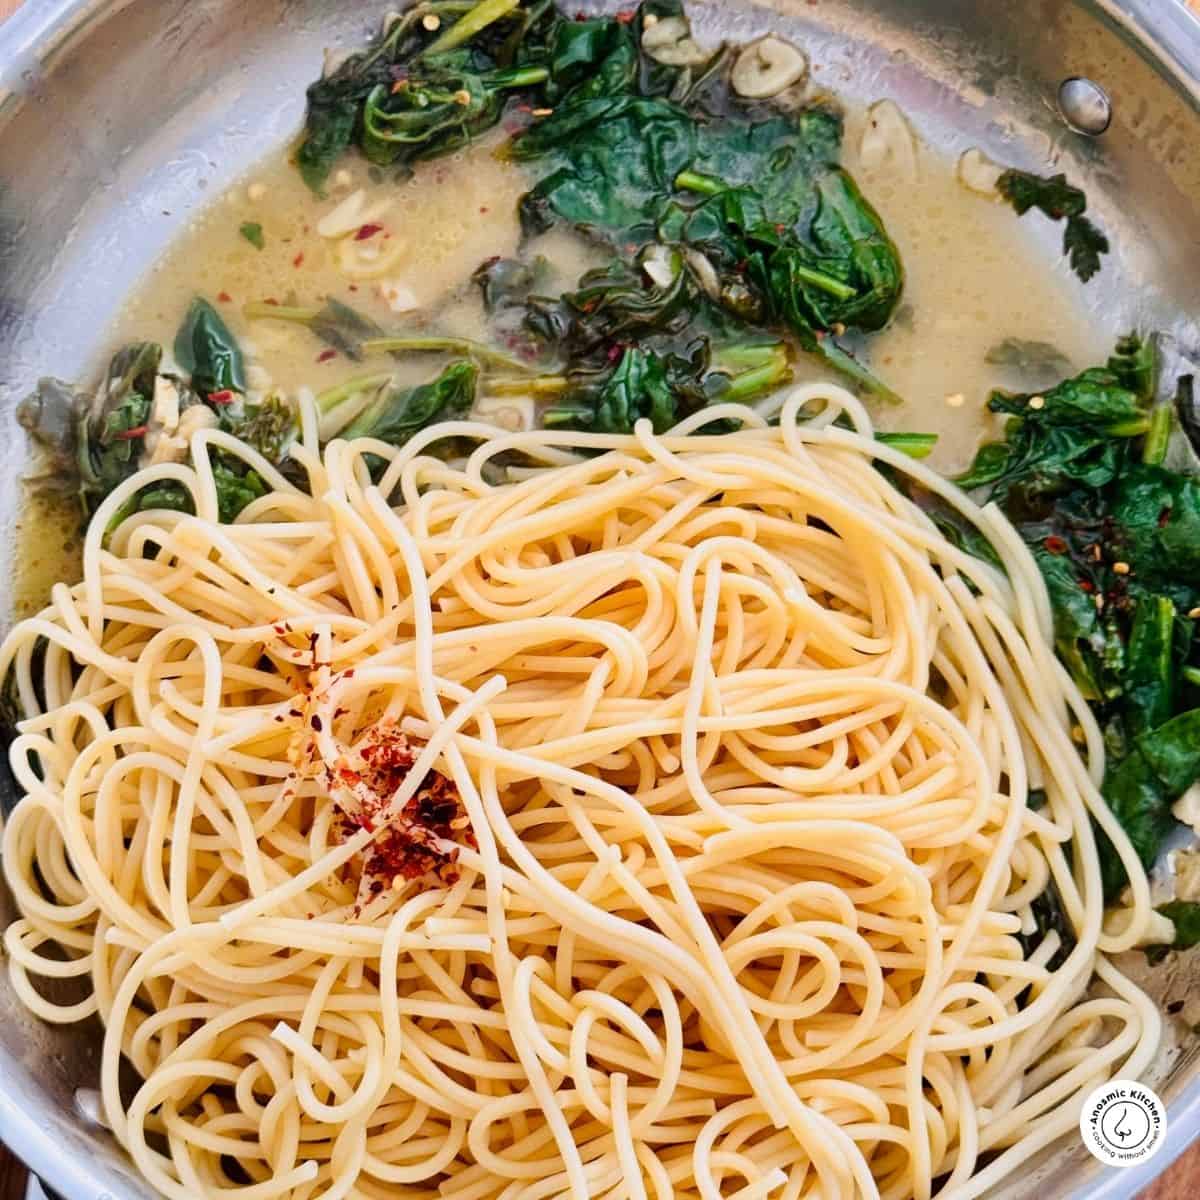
714 343 784 371
1142 403 1173 465
817 341 903 406
724 357 791 402
1184 666 1200 688
419 0 520 57
315 372 394 415
793 268 857 302
244 302 321 323
361 336 532 373
1105 417 1151 438
488 375 569 397
675 170 725 197
876 432 938 460
487 66 551 89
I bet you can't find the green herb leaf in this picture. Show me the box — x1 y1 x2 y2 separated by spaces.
996 168 1109 283
1157 901 1200 950
239 222 266 251
212 459 269 523
219 395 297 465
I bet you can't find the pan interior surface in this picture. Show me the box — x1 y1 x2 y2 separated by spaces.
0 1 1197 1197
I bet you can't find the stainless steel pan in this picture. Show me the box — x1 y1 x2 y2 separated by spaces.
0 1 1199 1196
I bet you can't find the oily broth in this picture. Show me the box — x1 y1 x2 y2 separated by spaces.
843 112 1109 473
14 111 1108 613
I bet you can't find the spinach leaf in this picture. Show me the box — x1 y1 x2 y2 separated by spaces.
310 299 385 362
212 460 269 523
219 395 297 465
1156 901 1200 951
996 168 1109 282
955 333 1200 892
546 347 680 434
17 377 87 495
985 337 1074 388
175 299 246 397
75 342 162 514
523 253 791 434
244 297 384 361
298 0 558 192
473 255 551 312
1018 877 1076 973
1111 465 1200 590
1100 708 1200 898
1124 595 1178 737
516 94 696 240
338 360 478 444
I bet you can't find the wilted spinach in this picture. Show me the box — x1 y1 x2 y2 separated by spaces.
175 299 246 397
518 253 792 433
297 0 558 193
336 360 479 445
957 332 1200 897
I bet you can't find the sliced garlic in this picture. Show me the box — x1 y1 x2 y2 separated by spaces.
317 188 394 240
178 404 219 439
957 147 1005 198
151 376 181 435
641 15 711 67
1173 782 1200 835
859 99 918 181
379 280 419 313
1173 848 1200 902
731 36 808 99
473 396 536 433
642 245 679 289
143 433 188 468
337 234 407 280
685 248 721 299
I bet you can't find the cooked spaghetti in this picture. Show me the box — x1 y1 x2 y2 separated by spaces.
1 385 1161 1199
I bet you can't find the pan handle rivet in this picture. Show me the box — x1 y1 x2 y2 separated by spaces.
1058 76 1112 136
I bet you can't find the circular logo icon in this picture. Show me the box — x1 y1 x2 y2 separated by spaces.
1079 1079 1167 1167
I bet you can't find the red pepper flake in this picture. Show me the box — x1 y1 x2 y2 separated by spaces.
293 251 305 268
114 425 147 441
355 223 384 241
217 291 233 303
775 223 788 235
208 390 235 406
1043 535 1068 555
349 284 359 292
264 298 280 307
1159 507 1172 529
317 349 337 364
480 205 489 214
1078 579 1095 593
615 8 636 21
